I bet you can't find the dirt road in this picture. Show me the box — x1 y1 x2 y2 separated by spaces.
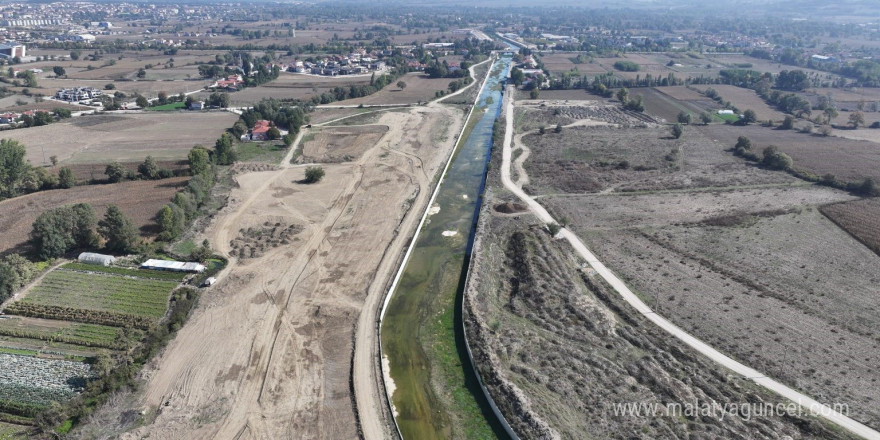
500 86 880 440
121 105 461 440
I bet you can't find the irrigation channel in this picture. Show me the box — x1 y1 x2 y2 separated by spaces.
380 53 514 440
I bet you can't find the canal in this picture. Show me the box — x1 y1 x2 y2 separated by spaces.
380 53 513 440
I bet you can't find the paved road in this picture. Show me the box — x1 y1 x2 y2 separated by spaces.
499 85 880 440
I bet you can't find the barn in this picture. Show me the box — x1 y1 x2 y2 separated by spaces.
78 252 116 266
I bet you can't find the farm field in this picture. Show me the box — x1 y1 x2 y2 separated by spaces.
698 124 880 184
520 88 601 101
333 72 452 105
32 78 212 99
691 84 786 121
821 197 880 255
9 267 180 326
706 54 835 78
0 177 189 255
61 159 188 184
538 53 607 75
6 112 237 166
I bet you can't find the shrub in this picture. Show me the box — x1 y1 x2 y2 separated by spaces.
304 166 325 183
762 146 793 171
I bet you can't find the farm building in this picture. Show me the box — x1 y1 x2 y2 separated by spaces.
78 252 116 266
141 259 205 273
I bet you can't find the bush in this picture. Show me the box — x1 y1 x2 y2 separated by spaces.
547 223 561 236
304 166 325 183
613 60 639 72
762 146 793 171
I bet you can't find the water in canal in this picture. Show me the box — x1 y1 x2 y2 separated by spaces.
380 54 513 440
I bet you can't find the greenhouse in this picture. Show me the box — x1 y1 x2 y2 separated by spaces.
77 252 116 267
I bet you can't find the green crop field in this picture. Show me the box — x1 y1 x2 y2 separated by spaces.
146 102 187 111
7 269 179 328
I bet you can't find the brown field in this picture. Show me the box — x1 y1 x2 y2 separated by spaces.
706 54 834 78
698 124 880 183
0 100 91 114
821 198 880 255
519 88 602 101
333 73 453 105
521 122 796 195
539 53 606 75
207 73 371 106
4 112 237 167
692 84 786 121
0 177 188 255
639 87 720 122
33 77 212 98
300 125 388 162
308 108 371 125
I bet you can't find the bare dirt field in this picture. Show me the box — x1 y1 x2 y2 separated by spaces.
300 125 388 163
692 84 787 122
538 53 607 75
5 112 237 166
83 104 463 440
0 177 188 255
698 123 880 183
333 72 453 105
821 197 880 255
0 100 91 114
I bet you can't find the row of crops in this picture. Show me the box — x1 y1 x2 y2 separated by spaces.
0 319 136 350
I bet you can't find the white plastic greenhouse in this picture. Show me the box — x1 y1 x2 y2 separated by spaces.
77 252 116 266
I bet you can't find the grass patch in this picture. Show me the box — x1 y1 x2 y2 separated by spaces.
146 102 186 111
235 142 288 163
717 112 740 123
171 240 197 258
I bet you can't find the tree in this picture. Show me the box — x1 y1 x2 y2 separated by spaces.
819 125 833 137
138 156 159 180
762 146 793 170
529 88 539 99
267 126 282 140
157 91 168 105
282 134 294 147
616 87 629 103
304 166 325 183
671 123 684 139
69 50 81 61
849 111 865 129
781 115 795 130
52 66 65 77
510 67 525 87
677 111 692 125
50 155 58 167
824 107 839 124
30 203 98 259
538 126 546 135
137 68 146 79
190 239 212 262
105 162 126 183
699 112 712 125
58 167 75 188
98 205 139 252
735 136 752 150
396 80 407 90
214 133 237 165
0 139 29 198
188 147 211 176
0 254 36 301
53 107 71 119
554 123 562 133
135 95 149 108
741 109 757 125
